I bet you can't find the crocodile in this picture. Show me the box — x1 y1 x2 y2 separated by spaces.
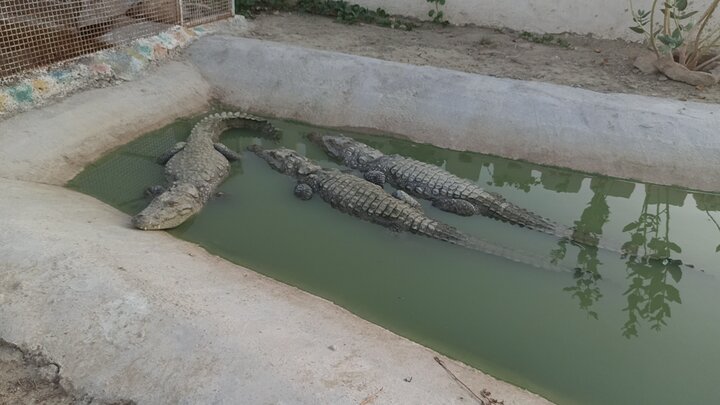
308 133 603 240
249 145 570 272
132 112 280 230
308 133 714 269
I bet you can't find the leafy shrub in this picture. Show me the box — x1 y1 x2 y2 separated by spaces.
630 0 720 71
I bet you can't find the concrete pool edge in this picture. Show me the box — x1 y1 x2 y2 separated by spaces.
0 178 551 404
187 36 720 193
0 61 551 403
0 61 212 186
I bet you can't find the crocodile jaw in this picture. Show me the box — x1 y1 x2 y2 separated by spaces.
132 183 202 230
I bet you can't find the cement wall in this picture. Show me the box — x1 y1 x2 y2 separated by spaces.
351 0 719 40
188 36 720 193
0 61 212 185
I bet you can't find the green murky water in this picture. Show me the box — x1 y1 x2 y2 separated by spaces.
69 115 720 405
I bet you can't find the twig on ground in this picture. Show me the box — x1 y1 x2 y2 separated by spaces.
433 356 504 405
359 387 383 405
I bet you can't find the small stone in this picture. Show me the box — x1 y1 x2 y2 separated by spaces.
634 51 659 74
327 345 336 351
658 75 668 81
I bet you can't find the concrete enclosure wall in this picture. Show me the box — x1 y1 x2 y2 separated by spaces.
351 0 719 40
188 36 720 192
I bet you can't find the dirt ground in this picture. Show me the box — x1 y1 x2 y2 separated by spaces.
0 341 132 405
244 13 720 104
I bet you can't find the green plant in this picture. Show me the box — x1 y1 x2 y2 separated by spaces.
519 31 572 48
235 0 291 17
630 0 720 70
426 0 448 24
297 0 416 30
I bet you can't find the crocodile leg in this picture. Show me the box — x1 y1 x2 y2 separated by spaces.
431 198 478 216
392 190 422 210
364 170 386 186
294 183 314 200
214 143 242 161
156 142 186 165
145 185 166 198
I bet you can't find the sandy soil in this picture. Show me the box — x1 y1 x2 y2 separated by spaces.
0 341 132 405
244 13 720 104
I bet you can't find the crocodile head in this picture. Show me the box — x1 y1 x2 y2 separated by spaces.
307 133 383 170
249 145 322 177
132 183 202 230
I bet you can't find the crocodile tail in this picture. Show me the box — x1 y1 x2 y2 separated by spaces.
480 191 558 231
468 235 576 273
414 220 471 245
193 111 282 142
414 219 571 273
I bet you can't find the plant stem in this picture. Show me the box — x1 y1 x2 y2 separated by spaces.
706 211 720 232
690 0 720 68
695 52 720 70
650 0 661 56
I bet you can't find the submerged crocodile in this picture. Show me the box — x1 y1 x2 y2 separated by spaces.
249 146 569 271
132 112 280 230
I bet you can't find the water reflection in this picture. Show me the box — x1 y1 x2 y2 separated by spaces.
694 193 720 253
335 134 714 338
487 160 538 192
552 178 610 319
621 256 683 338
487 163 696 337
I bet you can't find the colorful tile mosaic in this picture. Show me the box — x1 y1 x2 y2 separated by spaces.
0 18 232 117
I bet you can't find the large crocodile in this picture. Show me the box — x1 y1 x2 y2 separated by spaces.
308 133 604 241
132 112 280 230
249 145 570 272
309 134 712 270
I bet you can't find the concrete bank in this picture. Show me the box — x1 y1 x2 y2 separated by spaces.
0 178 549 404
188 36 720 193
0 61 211 185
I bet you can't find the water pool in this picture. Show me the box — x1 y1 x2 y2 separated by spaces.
69 114 720 405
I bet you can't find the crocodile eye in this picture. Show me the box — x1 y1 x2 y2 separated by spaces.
166 200 178 207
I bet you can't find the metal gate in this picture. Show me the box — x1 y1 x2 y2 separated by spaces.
0 0 233 78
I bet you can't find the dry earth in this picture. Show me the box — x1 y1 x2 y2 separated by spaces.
0 341 132 405
244 13 720 104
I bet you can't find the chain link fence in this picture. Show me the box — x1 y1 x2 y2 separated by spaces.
0 0 232 78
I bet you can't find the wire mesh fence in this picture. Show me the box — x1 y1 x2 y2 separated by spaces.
181 0 232 26
0 0 232 78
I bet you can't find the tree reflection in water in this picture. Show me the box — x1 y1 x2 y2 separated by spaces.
552 179 609 320
547 180 689 337
620 189 683 338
